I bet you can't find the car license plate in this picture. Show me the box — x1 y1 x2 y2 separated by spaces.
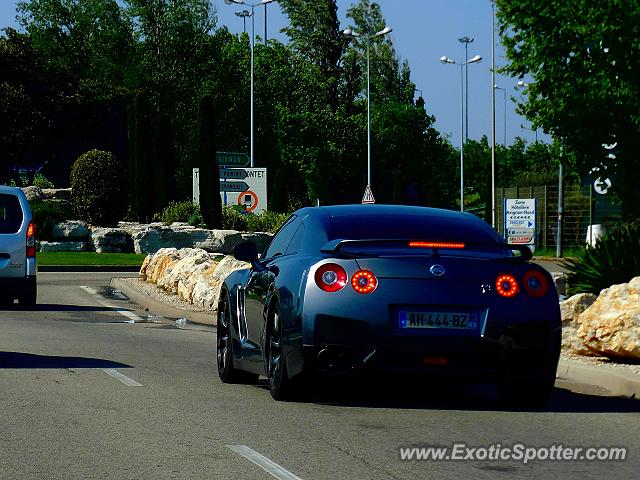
398 311 478 330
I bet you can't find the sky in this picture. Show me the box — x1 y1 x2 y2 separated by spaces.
0 0 547 147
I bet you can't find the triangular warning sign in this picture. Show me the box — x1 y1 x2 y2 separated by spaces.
362 184 375 204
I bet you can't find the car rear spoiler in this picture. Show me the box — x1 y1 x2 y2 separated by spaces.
320 239 533 261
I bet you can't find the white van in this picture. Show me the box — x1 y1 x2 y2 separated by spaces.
0 185 37 307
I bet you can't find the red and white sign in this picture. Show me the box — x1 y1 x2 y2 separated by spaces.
362 185 375 204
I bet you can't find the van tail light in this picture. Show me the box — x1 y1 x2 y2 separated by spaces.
351 270 378 294
315 263 347 292
523 270 549 298
496 273 519 298
26 221 36 257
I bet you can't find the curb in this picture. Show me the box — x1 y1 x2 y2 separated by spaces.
557 358 640 399
39 265 142 273
110 277 215 326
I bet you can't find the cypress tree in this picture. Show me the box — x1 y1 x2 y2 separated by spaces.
198 95 222 228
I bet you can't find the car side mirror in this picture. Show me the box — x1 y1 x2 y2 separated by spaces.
233 241 259 262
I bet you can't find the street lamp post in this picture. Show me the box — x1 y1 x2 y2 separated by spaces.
343 23 392 190
440 54 482 211
493 85 507 146
225 0 274 168
458 36 474 142
234 10 251 34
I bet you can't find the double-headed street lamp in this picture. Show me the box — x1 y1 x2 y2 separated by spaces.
344 24 392 190
440 54 482 211
234 10 251 34
225 0 274 168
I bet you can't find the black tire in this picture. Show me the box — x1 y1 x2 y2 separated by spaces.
499 375 555 409
216 292 258 385
19 284 37 309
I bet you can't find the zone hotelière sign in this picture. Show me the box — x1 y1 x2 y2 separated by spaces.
504 198 536 248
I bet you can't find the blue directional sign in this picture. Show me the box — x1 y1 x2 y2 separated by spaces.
219 168 249 180
219 181 250 192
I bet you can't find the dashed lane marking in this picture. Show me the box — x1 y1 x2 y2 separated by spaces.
227 445 303 480
79 286 143 323
103 369 143 387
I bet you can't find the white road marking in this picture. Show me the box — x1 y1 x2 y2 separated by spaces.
103 369 143 387
80 286 143 323
227 445 303 480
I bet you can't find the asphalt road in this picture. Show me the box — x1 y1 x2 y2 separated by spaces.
1 272 638 480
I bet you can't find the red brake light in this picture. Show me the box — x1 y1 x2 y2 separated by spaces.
496 273 519 298
351 270 378 294
26 221 36 257
315 263 347 292
409 241 465 249
523 270 549 298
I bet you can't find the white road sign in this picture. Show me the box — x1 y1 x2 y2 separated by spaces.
504 198 536 246
193 167 268 214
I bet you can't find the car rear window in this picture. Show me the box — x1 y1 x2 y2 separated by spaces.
328 214 500 244
0 194 24 234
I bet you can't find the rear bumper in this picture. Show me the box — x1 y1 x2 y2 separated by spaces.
293 315 560 382
0 276 37 297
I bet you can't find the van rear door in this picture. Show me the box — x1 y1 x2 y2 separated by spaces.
0 192 27 278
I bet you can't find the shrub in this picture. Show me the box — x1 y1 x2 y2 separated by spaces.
563 221 640 295
221 205 248 231
32 173 54 189
30 200 73 240
153 201 205 227
70 150 126 226
220 206 289 233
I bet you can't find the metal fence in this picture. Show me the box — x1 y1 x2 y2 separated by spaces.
495 185 623 253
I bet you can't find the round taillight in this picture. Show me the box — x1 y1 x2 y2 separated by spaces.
351 270 378 294
523 270 549 298
315 263 347 292
496 274 519 298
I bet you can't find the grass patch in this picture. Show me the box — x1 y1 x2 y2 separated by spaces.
533 247 586 259
37 252 147 266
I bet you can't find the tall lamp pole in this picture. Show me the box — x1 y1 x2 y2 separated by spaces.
490 1 497 228
458 36 474 142
344 22 392 189
225 0 274 168
441 54 482 211
234 10 251 34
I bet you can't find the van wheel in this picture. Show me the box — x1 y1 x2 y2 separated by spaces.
19 285 37 309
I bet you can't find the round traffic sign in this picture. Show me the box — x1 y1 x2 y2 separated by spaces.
238 190 259 212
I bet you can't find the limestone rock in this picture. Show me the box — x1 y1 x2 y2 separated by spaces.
577 276 640 360
191 256 250 310
559 293 597 327
53 220 89 240
22 186 43 202
38 241 85 252
551 272 568 297
196 230 272 255
131 227 195 254
89 227 133 253
41 188 71 200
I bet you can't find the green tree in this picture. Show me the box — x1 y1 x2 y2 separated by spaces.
17 0 134 92
496 0 640 218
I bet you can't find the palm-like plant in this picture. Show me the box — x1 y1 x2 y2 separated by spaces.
563 221 640 295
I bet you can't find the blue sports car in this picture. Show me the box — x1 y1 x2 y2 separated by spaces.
216 205 561 405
